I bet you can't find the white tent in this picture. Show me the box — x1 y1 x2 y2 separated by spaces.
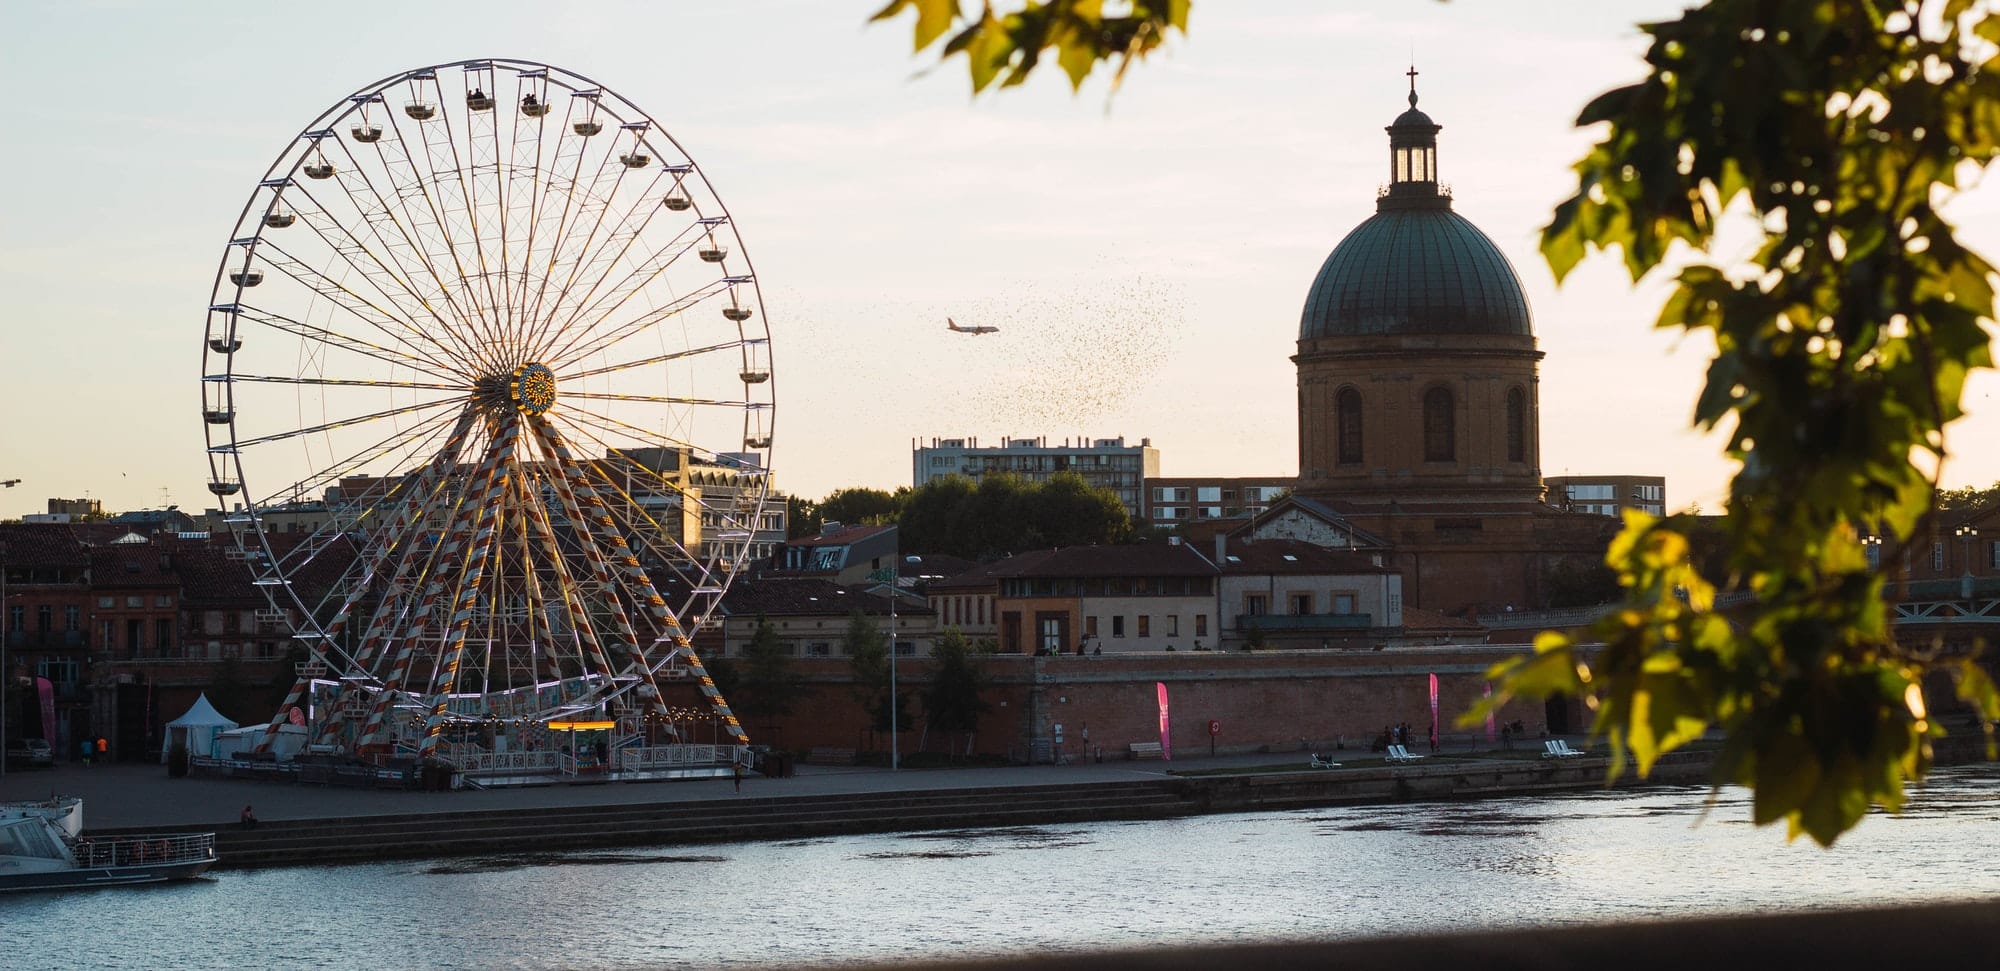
161 693 239 762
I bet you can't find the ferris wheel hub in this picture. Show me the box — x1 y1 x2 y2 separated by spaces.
505 362 558 416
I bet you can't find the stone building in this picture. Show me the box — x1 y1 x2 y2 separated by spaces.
1291 81 1613 614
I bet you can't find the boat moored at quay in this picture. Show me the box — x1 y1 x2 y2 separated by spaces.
0 805 216 893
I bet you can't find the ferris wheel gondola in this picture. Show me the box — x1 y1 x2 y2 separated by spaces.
200 58 775 763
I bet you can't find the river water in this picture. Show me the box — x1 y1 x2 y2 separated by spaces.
8 766 2000 970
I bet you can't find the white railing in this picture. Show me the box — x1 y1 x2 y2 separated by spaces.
617 744 736 770
452 750 559 774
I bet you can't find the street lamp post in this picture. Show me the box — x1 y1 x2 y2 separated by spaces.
880 554 921 771
1956 524 1979 599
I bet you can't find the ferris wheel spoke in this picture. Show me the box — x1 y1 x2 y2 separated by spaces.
232 305 467 382
247 401 478 523
349 109 511 372
560 339 746 381
518 91 628 343
538 169 672 341
542 276 733 369
562 390 752 408
531 218 713 356
533 153 661 347
315 136 503 369
222 374 469 391
228 394 472 451
237 233 443 362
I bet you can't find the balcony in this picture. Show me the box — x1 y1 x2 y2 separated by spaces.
1239 613 1373 632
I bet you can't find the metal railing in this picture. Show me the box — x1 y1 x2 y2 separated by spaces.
71 832 216 868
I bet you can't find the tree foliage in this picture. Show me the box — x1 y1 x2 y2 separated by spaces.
731 617 811 723
899 471 1132 557
871 0 1189 95
1478 0 2000 845
1936 480 2000 510
842 609 907 734
924 629 993 753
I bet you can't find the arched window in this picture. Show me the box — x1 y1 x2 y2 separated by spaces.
1423 386 1455 462
1336 388 1363 465
1506 386 1527 463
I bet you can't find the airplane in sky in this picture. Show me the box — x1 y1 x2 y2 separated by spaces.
946 317 997 335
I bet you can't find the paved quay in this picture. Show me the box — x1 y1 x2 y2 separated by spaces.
0 750 1310 830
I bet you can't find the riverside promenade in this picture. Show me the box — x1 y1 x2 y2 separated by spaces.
6 751 1264 829
2 740 1726 870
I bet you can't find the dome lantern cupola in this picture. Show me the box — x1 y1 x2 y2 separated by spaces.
1384 67 1447 208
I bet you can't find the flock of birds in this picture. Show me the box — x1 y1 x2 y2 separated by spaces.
944 272 1189 426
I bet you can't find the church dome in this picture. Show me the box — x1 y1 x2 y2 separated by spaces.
1299 207 1532 339
1298 80 1532 340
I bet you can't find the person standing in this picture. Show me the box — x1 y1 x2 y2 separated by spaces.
79 738 91 767
732 761 743 794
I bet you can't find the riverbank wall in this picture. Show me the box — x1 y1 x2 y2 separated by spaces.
86 750 1718 870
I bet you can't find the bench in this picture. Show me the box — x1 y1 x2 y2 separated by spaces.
804 747 857 766
1128 742 1164 760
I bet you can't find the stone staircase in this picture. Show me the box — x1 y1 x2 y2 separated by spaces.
88 780 1193 869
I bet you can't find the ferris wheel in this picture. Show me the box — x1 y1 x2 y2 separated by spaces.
200 59 773 761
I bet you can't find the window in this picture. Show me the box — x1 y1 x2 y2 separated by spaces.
1085 616 1099 638
1155 507 1182 520
1137 616 1150 637
979 598 987 626
1197 486 1221 502
126 618 143 656
1290 594 1312 615
36 605 51 632
1337 388 1363 465
896 640 917 657
8 605 23 634
1334 593 1358 615
1112 616 1125 637
807 641 831 657
1933 542 1945 571
63 606 80 632
1245 594 1268 616
156 594 172 608
1506 387 1527 463
1865 542 1882 571
1195 614 1208 637
1423 386 1455 462
1991 541 2000 570
1166 614 1179 636
125 596 142 608
96 596 114 609
157 619 173 655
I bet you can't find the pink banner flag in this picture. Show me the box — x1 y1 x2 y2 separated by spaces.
1484 681 1496 743
37 677 57 747
1428 673 1440 751
1156 682 1172 761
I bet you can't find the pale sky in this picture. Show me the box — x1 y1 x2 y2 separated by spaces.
3 1 1997 519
